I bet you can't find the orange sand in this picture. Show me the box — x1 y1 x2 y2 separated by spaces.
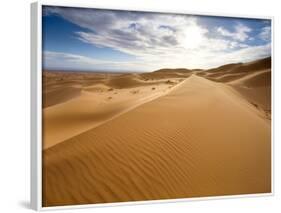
42 57 271 206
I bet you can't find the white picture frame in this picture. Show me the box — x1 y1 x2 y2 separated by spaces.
31 1 274 210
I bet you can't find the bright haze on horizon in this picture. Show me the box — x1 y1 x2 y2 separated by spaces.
42 6 271 72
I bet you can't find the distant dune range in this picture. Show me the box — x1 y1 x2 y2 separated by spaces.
42 57 271 206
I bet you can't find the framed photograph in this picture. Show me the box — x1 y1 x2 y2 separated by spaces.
31 1 273 210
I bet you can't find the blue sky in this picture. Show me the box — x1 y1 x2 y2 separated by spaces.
42 6 271 72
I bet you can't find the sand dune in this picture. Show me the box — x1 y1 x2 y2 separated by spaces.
43 57 271 206
197 57 271 119
43 86 81 108
43 73 184 149
201 57 271 82
229 69 271 120
140 68 192 80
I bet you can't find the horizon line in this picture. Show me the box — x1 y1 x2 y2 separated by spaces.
43 56 271 74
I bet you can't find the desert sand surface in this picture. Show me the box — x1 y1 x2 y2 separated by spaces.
43 71 190 149
42 57 271 206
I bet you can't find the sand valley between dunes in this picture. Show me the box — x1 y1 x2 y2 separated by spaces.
42 57 271 206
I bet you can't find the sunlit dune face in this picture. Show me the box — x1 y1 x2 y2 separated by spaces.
182 25 206 49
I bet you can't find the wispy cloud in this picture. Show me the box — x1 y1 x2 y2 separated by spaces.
43 51 156 71
259 26 271 41
43 51 120 70
216 23 252 41
43 7 271 71
44 41 270 71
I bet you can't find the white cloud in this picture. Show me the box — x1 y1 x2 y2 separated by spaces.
259 26 271 41
43 51 125 70
44 41 270 71
43 7 270 71
44 51 104 67
217 23 252 41
43 51 157 71
203 43 271 68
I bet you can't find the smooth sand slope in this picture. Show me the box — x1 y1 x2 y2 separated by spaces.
43 58 271 206
43 72 186 149
199 57 271 119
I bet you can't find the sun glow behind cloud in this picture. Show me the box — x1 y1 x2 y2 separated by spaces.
42 6 271 72
182 24 207 49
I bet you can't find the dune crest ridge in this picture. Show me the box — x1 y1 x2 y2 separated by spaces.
43 73 187 149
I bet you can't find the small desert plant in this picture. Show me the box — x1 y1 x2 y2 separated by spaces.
166 80 174 84
131 90 139 94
